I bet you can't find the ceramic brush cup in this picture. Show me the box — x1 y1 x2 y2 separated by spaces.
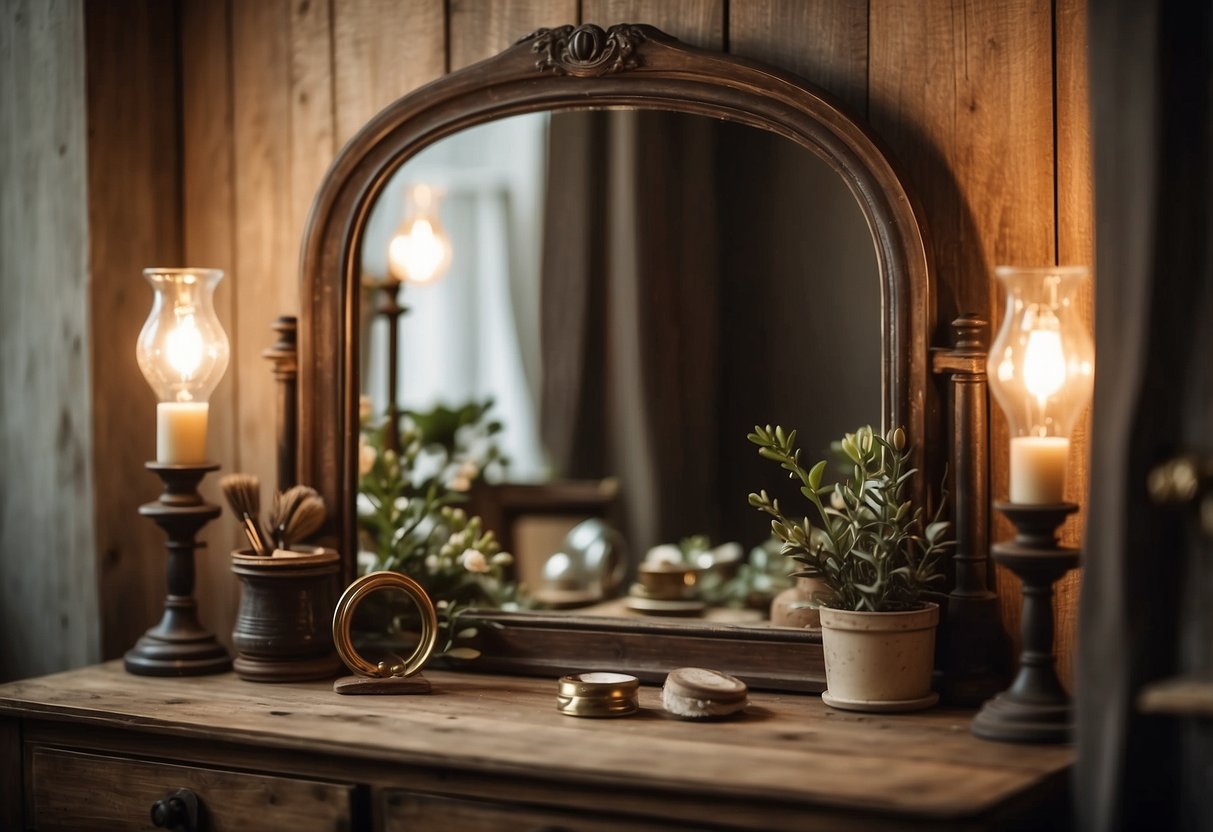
230 547 345 682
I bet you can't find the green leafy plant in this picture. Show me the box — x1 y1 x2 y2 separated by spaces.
747 424 951 612
698 538 794 609
357 399 524 659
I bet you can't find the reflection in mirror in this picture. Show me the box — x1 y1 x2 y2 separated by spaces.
348 585 425 667
357 108 881 626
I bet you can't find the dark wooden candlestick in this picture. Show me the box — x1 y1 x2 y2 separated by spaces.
261 315 298 491
374 279 405 453
124 462 231 676
971 502 1080 743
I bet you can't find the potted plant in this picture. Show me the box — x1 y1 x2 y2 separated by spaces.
748 424 952 712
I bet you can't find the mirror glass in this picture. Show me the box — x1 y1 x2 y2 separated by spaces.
348 585 425 665
356 108 880 626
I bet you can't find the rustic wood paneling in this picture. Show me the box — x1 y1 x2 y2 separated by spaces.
332 0 447 145
868 0 1060 675
0 0 98 682
449 0 578 71
85 0 184 662
727 0 869 116
182 0 240 649
231 0 298 542
582 0 724 49
289 0 338 285
1053 0 1093 691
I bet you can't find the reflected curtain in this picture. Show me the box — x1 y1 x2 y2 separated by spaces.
540 110 720 556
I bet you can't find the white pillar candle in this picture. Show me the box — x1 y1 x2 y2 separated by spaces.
157 401 209 464
1009 436 1069 504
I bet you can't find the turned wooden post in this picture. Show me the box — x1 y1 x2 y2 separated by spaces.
262 316 298 491
932 315 1010 705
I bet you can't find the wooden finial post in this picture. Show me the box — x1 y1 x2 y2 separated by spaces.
262 316 298 491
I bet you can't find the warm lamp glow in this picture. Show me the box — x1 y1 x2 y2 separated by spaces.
165 312 205 380
1022 326 1065 404
988 266 1093 503
388 184 452 285
136 268 229 463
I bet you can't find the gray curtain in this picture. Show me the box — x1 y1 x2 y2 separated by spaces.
1080 2 1213 829
539 110 720 556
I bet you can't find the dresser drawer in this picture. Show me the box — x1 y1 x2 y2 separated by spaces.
383 790 698 832
30 747 354 831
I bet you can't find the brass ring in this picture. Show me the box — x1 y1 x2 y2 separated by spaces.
332 571 438 678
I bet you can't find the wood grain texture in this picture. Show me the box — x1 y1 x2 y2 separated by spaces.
31 746 354 831
727 0 869 116
182 0 240 651
85 0 184 663
581 0 724 48
1 662 1072 829
1053 0 1093 692
332 0 447 145
382 791 688 832
289 0 338 288
0 0 98 682
449 0 578 71
231 0 299 545
868 0 1060 675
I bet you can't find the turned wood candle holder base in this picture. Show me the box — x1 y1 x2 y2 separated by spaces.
971 503 1079 744
124 462 231 677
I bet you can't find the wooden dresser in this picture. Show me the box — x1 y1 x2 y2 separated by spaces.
0 663 1072 831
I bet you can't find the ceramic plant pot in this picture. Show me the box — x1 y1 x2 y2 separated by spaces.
230 547 345 682
819 602 939 712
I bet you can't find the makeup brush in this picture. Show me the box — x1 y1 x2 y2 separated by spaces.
219 473 269 555
268 485 326 550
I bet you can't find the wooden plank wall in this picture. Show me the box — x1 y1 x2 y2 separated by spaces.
0 0 99 682
72 0 1093 683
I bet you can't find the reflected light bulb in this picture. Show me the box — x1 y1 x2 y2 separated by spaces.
387 184 453 285
389 218 450 285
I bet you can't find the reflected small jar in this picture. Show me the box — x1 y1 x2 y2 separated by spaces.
135 268 229 464
988 266 1094 504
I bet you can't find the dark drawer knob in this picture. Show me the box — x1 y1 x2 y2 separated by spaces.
150 788 200 831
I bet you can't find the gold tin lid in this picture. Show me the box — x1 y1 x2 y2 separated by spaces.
557 672 640 718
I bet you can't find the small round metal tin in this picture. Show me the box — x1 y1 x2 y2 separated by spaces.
557 671 640 718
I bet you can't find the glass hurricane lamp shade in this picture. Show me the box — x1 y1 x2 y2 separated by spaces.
988 266 1094 504
135 268 230 464
387 184 452 285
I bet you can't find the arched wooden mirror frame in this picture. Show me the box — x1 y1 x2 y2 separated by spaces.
299 24 990 693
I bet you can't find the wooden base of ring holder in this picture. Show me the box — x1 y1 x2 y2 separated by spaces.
971 503 1080 744
124 462 231 677
231 548 345 682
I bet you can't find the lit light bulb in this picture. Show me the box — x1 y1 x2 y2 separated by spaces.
136 268 230 463
165 313 204 380
387 184 452 285
988 267 1094 503
1022 319 1065 405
